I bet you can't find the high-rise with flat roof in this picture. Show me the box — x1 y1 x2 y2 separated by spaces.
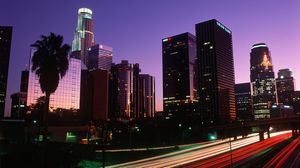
139 74 155 118
88 44 113 72
235 83 253 121
162 32 198 118
276 69 294 105
71 8 94 65
0 26 12 118
196 19 236 123
250 43 277 119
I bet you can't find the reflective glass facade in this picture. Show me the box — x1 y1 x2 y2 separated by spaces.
196 19 236 123
0 26 12 118
71 8 94 66
139 74 155 118
27 56 81 111
162 32 198 117
250 43 277 119
88 44 113 71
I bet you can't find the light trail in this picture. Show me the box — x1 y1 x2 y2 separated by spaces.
108 131 290 168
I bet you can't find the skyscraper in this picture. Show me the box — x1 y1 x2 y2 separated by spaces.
196 19 236 123
235 83 253 121
71 8 94 65
139 74 155 118
250 43 277 119
88 44 113 71
110 60 140 118
276 69 294 105
27 53 81 111
0 26 12 118
162 32 198 118
293 91 300 116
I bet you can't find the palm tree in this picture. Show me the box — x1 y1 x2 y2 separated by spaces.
31 32 71 141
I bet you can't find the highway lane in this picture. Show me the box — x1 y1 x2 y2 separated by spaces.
108 131 290 168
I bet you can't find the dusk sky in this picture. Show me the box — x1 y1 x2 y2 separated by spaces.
1 0 300 115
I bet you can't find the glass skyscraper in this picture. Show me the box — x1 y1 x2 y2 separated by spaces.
88 44 113 71
71 8 94 66
162 32 198 117
139 74 155 118
235 83 253 121
27 50 81 111
250 43 277 119
196 19 236 123
0 26 12 118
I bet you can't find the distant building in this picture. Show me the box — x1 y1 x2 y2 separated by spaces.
250 43 277 120
27 54 81 112
196 19 236 123
162 32 198 118
20 70 29 92
270 104 294 118
110 60 140 118
139 74 155 118
71 8 94 66
0 26 13 118
10 92 27 119
235 83 253 121
276 69 294 105
88 44 113 72
293 91 300 116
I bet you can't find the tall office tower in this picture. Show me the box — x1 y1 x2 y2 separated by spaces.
235 83 253 121
139 74 155 118
196 19 236 123
71 8 94 65
88 44 113 71
10 92 27 119
27 55 81 111
20 70 29 92
162 32 198 118
293 91 300 116
110 60 140 118
0 26 12 118
276 69 295 105
250 43 277 119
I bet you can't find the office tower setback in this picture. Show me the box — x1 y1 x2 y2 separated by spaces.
276 69 295 105
88 44 113 71
139 74 155 118
250 43 277 119
196 19 236 123
162 32 198 117
71 8 94 65
235 83 253 121
0 26 12 118
27 57 81 111
110 60 140 118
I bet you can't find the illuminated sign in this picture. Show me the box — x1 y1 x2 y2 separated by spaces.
216 21 231 34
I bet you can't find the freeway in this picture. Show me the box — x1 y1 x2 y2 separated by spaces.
107 131 291 168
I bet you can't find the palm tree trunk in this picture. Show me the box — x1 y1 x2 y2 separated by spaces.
43 93 50 142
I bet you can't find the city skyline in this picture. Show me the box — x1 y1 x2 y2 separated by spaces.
1 0 300 115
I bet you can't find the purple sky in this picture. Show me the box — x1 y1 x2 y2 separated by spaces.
1 0 300 115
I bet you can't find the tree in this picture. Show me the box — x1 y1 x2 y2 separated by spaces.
31 32 71 141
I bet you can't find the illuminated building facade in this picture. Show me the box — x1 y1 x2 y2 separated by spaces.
10 92 27 119
71 8 94 65
0 26 12 118
162 32 198 118
276 69 294 105
196 19 236 123
88 44 113 71
27 56 81 111
235 83 253 121
139 74 155 118
250 43 277 119
110 60 140 118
